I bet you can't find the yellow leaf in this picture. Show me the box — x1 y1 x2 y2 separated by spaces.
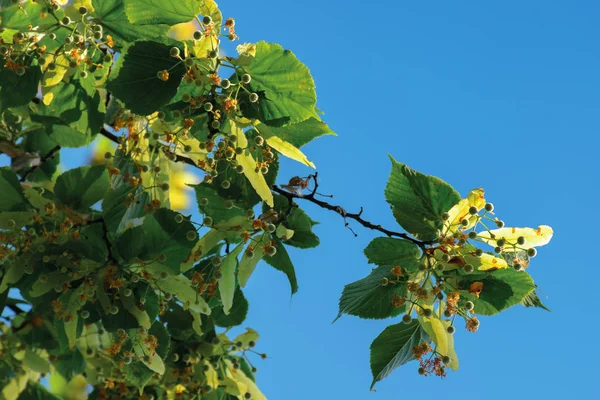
191 310 203 336
89 135 117 165
238 151 274 207
224 360 266 400
442 321 459 371
265 135 315 168
478 225 553 251
181 216 251 272
443 188 486 234
120 290 151 329
219 243 245 314
176 137 208 168
232 328 259 350
169 20 198 40
72 0 94 13
65 375 88 400
203 361 220 388
199 0 223 26
132 340 165 375
133 136 170 208
41 54 68 89
194 31 219 59
1 372 28 400
275 223 294 240
476 253 508 271
230 120 248 148
418 310 448 356
42 92 54 106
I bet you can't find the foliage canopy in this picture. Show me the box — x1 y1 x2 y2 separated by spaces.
0 1 553 399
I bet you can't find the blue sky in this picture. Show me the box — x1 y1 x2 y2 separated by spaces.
222 1 598 399
3 1 598 398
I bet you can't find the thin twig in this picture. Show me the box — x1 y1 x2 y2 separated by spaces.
5 303 25 315
20 145 61 182
90 218 119 265
272 174 432 248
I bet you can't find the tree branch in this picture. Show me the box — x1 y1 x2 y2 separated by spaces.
98 122 430 249
20 145 61 182
272 173 432 248
89 218 119 266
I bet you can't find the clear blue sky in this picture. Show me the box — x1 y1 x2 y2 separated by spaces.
4 1 598 398
222 1 598 399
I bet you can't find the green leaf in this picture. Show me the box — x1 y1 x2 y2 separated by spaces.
63 292 84 350
213 141 279 209
269 195 320 249
219 243 244 315
242 42 318 126
385 156 461 241
453 269 536 315
193 183 245 224
22 350 51 374
336 265 407 321
107 41 186 115
120 289 151 329
521 290 551 312
131 326 166 375
364 237 421 267
29 271 71 298
54 165 109 210
32 78 105 147
0 1 49 30
115 225 145 262
0 168 28 211
238 234 267 287
256 118 336 148
92 0 171 49
213 287 248 328
370 320 427 389
62 223 108 263
149 321 171 359
102 151 150 234
155 274 210 315
181 216 252 272
138 208 197 272
124 0 203 25
54 348 85 380
263 241 298 295
122 360 154 391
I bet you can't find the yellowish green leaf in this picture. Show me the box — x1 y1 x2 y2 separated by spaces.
264 135 315 168
478 225 553 250
238 151 273 207
418 310 448 356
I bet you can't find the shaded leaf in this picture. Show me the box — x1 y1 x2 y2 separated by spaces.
385 156 460 241
370 320 427 389
337 265 407 320
107 41 186 115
